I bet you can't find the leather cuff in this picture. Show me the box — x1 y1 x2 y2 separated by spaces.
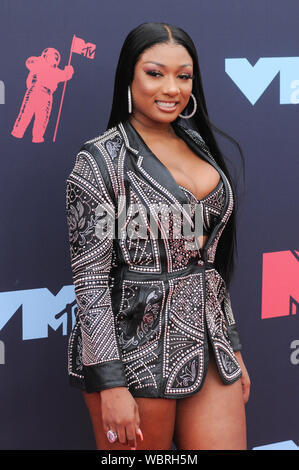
83 359 128 393
227 324 242 352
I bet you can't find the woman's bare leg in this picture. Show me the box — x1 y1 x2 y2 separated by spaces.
82 390 177 450
173 348 247 450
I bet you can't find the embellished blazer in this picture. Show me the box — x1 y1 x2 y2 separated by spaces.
65 118 242 399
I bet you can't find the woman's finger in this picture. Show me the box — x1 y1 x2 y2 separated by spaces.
126 423 137 449
243 380 250 404
116 425 128 446
136 427 144 442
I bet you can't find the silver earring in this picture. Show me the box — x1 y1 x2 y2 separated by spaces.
179 93 197 119
128 85 132 114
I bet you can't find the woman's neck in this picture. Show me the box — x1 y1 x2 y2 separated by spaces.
128 114 177 140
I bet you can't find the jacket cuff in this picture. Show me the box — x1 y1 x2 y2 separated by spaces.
83 360 128 393
227 324 242 352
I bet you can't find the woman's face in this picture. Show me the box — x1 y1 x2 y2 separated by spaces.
130 42 194 126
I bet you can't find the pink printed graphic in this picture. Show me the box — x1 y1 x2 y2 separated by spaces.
11 35 96 143
71 36 96 58
261 250 299 319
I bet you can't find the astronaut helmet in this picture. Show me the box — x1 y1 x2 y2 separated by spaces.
41 48 61 67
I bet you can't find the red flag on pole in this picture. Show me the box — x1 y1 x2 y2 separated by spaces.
71 35 96 59
53 35 96 142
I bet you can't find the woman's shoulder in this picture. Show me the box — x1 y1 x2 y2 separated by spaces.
70 124 124 177
68 124 123 196
80 124 123 158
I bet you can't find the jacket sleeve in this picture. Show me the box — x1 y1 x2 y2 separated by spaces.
65 144 128 393
220 287 242 352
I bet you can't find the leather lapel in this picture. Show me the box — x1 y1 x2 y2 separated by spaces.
118 119 229 226
118 119 189 206
173 124 233 254
172 123 230 226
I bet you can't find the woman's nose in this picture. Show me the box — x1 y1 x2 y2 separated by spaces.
162 76 180 95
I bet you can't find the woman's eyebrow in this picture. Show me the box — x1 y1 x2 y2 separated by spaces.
143 61 192 68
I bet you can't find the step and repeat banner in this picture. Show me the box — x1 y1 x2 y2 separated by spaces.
0 0 298 450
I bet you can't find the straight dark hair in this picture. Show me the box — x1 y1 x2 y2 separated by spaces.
107 22 245 289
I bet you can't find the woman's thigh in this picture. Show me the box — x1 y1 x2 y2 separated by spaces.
82 390 177 450
173 349 247 450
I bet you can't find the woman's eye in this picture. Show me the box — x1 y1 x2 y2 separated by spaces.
179 74 194 80
146 71 162 77
146 71 194 80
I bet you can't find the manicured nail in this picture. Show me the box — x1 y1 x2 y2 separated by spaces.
137 428 144 441
130 447 136 450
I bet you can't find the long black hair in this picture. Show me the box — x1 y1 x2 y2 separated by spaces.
107 22 245 289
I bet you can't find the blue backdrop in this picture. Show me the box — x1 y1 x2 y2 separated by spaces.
0 0 298 450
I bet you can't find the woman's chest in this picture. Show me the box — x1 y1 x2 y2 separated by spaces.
145 139 221 202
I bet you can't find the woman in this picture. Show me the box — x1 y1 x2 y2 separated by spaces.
65 22 250 450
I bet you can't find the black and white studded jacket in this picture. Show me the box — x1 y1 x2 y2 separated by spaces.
65 118 242 399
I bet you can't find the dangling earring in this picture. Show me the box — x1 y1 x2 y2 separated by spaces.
179 93 197 119
128 85 132 114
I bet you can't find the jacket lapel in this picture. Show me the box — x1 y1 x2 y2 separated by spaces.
171 123 230 223
171 123 232 254
118 119 189 206
118 119 230 218
117 119 231 253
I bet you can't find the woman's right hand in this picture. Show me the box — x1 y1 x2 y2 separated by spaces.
100 386 143 449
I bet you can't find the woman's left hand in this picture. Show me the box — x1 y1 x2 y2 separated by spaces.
234 351 251 404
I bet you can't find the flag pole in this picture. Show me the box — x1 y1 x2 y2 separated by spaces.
53 34 75 142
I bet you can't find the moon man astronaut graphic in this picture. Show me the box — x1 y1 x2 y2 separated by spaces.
11 48 74 143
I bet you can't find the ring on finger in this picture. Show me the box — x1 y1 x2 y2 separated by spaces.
107 429 118 443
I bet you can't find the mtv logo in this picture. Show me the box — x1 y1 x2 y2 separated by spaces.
0 286 77 340
225 57 299 104
253 440 299 450
261 250 299 319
